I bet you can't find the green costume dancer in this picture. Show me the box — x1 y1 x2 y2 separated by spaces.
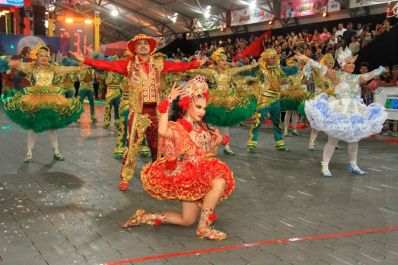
103 72 122 129
59 73 75 98
78 68 97 122
247 49 297 152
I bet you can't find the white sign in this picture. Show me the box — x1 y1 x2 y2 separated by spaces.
231 4 274 26
349 0 391 8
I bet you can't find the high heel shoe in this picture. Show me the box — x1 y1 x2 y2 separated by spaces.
196 227 227 240
24 153 32 163
122 209 166 228
348 165 365 175
119 181 129 191
322 170 332 177
196 208 227 240
223 149 235 156
321 162 332 177
53 153 65 161
122 209 146 228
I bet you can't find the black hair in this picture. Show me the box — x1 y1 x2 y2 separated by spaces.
360 62 369 68
39 46 50 52
170 96 215 133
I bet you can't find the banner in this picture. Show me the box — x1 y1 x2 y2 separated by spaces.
0 34 63 55
193 14 226 32
349 0 391 8
231 4 274 26
0 0 24 6
280 0 340 19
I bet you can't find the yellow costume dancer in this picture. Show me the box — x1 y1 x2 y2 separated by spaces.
307 53 335 150
78 68 97 122
1 43 83 162
281 58 308 136
58 73 75 98
247 49 298 152
188 48 257 155
103 71 122 129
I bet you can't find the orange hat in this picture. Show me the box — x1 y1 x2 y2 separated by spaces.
127 34 157 54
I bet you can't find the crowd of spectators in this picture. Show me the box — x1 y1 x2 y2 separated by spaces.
167 20 394 67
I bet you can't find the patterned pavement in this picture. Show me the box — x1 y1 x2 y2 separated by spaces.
0 104 397 265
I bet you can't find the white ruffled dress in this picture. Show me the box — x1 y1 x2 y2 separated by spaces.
304 68 387 143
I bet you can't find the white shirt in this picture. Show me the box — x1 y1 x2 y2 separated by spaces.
335 28 347 38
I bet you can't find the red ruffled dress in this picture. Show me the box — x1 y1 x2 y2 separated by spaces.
141 119 235 201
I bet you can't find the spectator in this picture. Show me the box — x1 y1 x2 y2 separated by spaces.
320 27 331 43
355 23 363 36
312 29 321 43
348 35 360 55
328 34 337 46
335 23 346 38
343 22 356 47
361 31 373 47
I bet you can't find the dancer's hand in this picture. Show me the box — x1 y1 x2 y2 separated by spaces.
8 59 21 67
196 55 208 66
69 50 84 62
168 82 185 101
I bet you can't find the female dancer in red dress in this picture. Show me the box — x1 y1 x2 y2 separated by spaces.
122 76 235 240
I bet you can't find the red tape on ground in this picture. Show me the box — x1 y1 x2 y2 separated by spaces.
105 226 398 265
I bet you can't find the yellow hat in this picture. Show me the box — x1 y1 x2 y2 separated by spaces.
211 48 226 61
30 43 49 60
320 53 335 67
261 48 279 59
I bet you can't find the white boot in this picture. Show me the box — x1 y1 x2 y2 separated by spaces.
24 149 32 163
321 161 332 177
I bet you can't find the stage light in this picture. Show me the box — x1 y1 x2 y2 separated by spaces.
268 20 273 25
65 18 74 23
84 19 92 24
171 13 178 23
111 10 118 17
204 5 211 18
322 11 327 17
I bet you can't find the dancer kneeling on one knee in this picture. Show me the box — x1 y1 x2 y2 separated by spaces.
122 76 235 240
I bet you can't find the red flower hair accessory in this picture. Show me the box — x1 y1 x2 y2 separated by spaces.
178 96 191 111
177 75 210 110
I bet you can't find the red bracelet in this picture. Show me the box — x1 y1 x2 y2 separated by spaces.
157 99 170 114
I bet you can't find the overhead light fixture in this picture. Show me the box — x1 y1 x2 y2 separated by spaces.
84 19 92 24
65 18 74 23
168 12 178 23
111 10 119 17
171 12 178 23
204 5 211 18
249 1 256 9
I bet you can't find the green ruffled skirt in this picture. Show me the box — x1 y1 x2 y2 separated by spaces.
4 91 83 133
204 89 257 127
